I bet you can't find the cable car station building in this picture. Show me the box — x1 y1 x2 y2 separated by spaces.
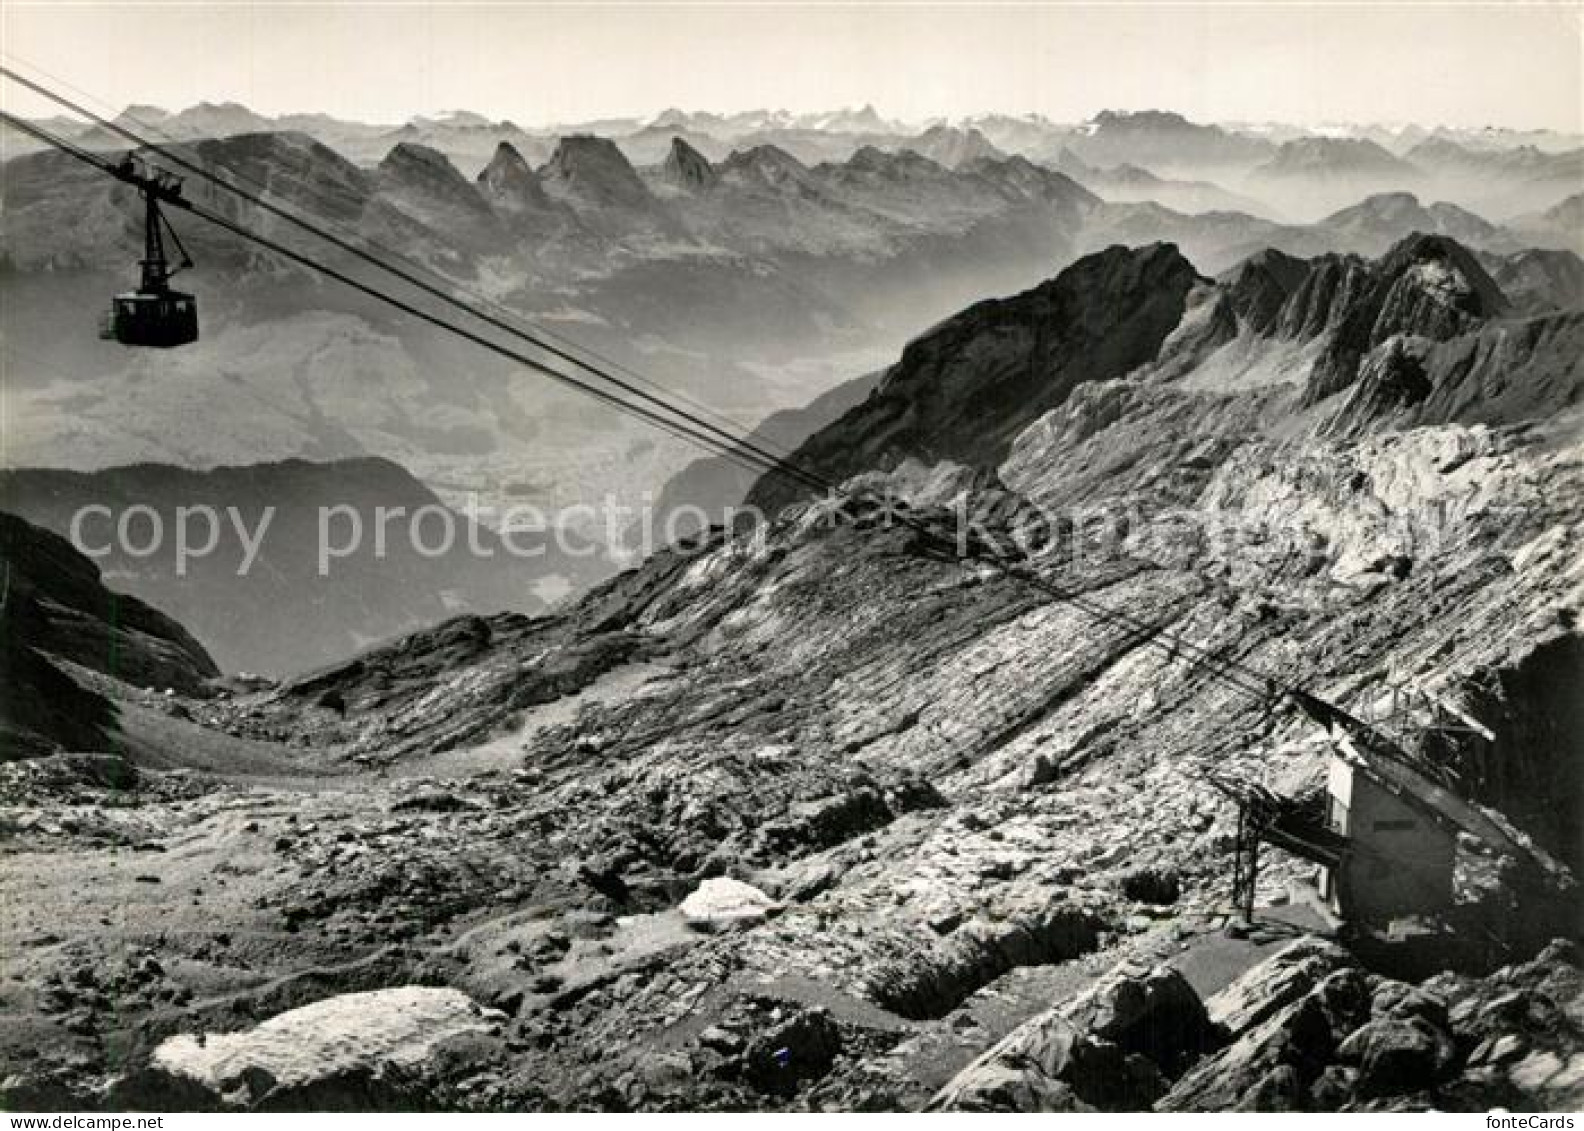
1317 751 1458 922
1213 690 1571 931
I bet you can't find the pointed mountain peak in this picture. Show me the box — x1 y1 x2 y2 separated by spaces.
1298 234 1510 406
1378 233 1508 318
478 141 552 211
909 125 1006 169
717 145 818 195
540 134 652 209
379 142 492 215
1218 247 1312 333
381 140 464 177
744 241 1203 516
661 137 717 191
828 104 887 131
484 140 531 174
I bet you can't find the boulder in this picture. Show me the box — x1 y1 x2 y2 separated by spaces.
1064 961 1219 1075
930 960 1218 1111
115 987 503 1110
1162 961 1370 1111
929 1062 1093 1112
927 1011 1089 1111
679 877 778 932
1368 980 1450 1028
1203 936 1352 1036
1235 1062 1305 1111
1337 1016 1456 1097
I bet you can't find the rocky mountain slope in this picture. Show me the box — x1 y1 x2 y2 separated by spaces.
746 243 1201 515
749 234 1577 513
0 511 218 758
0 457 588 676
644 368 885 543
1482 247 1584 315
2 233 1578 1112
1512 193 1584 256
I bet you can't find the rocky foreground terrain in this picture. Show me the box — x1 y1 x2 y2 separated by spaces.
2 234 1581 1111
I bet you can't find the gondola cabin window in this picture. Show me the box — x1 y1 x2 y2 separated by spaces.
106 291 200 348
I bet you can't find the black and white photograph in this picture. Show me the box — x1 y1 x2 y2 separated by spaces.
0 0 1580 1118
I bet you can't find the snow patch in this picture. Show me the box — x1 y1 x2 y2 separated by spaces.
152 986 501 1096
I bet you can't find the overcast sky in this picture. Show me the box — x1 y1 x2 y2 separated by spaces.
2 1 1580 131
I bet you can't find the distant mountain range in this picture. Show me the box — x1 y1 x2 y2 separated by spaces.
2 101 1579 583
10 101 1578 201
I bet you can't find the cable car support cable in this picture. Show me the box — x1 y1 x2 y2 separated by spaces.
0 54 808 467
0 101 1287 706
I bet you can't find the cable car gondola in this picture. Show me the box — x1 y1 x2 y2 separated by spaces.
99 157 198 348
